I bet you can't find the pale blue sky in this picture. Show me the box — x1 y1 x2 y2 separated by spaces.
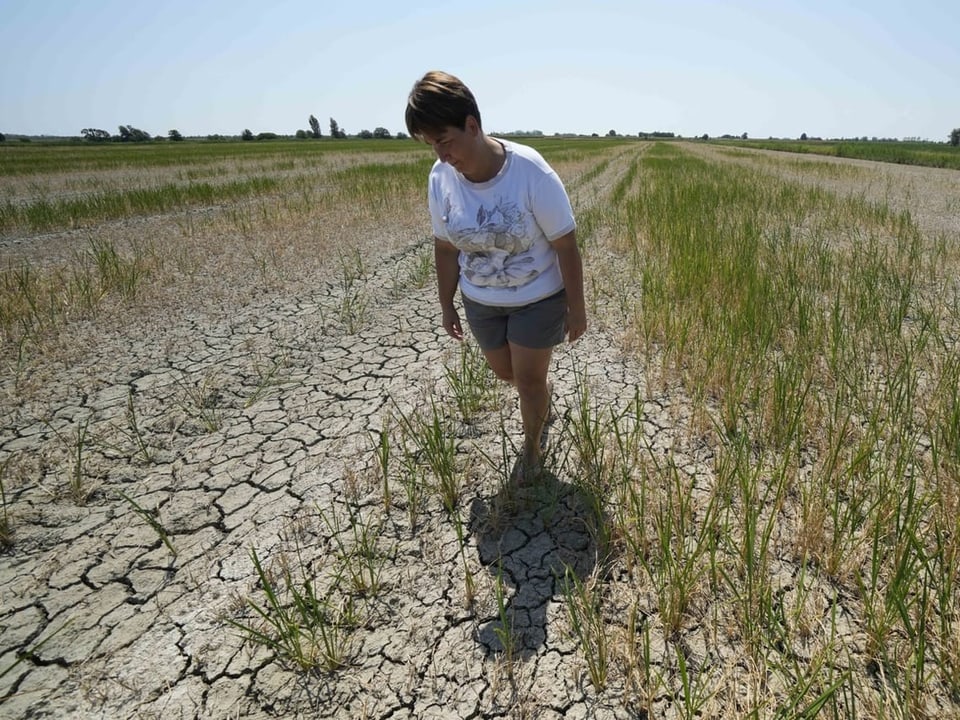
2 0 958 140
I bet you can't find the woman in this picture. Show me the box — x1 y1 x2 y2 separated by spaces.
405 71 587 482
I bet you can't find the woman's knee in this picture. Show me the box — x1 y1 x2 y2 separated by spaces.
512 371 546 397
509 345 552 391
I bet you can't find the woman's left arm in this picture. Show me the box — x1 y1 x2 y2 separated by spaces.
553 231 587 343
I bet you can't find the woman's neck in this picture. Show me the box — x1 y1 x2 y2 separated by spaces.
463 136 505 183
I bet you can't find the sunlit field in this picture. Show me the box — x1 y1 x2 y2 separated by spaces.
2 136 960 718
717 137 960 170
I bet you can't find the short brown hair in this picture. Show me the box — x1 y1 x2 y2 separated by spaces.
405 71 481 140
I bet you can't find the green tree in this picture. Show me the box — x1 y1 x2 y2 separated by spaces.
0 133 5 142
168 129 184 141
373 127 392 139
329 117 346 139
81 128 111 142
358 129 373 139
118 125 150 142
950 128 960 147
241 128 254 141
295 129 308 139
309 114 321 138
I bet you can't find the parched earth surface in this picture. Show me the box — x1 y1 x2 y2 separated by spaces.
2 143 960 719
1 251 687 719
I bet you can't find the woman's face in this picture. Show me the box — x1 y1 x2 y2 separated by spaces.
424 117 480 172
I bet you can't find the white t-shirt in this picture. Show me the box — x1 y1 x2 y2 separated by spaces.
428 139 576 307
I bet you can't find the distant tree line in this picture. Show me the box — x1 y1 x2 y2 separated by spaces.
61 120 960 146
72 114 407 144
79 126 177 142
242 116 404 141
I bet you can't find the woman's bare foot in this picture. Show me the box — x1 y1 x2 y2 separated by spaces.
511 455 543 486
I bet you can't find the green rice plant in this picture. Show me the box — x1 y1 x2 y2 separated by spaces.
408 243 434 289
674 641 714 719
98 390 155 465
393 397 461 513
244 349 290 408
371 414 392 510
714 431 791 654
858 467 933 713
608 384 644 471
930 352 960 476
64 258 101 313
335 246 369 333
609 468 649 579
0 260 61 345
176 371 225 432
86 237 150 301
247 239 287 285
394 431 425 531
565 365 610 486
40 415 95 503
226 546 355 673
337 246 366 289
0 455 13 550
68 417 93 504
339 287 369 334
642 452 721 636
451 506 477 609
116 489 177 558
389 242 434 294
928 511 960 699
317 503 388 598
443 340 496 422
770 655 853 720
560 565 608 691
753 568 854 719
619 601 660 711
122 388 153 463
762 352 814 452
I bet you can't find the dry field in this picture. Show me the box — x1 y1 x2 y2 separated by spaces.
2 137 960 719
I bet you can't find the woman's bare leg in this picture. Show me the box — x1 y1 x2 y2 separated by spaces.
480 344 514 384
508 342 553 470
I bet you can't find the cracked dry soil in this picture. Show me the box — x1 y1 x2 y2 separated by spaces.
0 246 665 719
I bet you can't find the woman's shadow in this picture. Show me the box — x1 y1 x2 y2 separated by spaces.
468 466 608 661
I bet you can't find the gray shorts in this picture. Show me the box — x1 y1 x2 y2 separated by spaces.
462 290 567 350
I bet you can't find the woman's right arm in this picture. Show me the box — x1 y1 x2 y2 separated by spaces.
434 237 464 340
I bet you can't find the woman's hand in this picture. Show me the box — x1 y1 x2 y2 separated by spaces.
442 306 464 340
565 308 587 343
435 237 463 340
554 232 587 344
